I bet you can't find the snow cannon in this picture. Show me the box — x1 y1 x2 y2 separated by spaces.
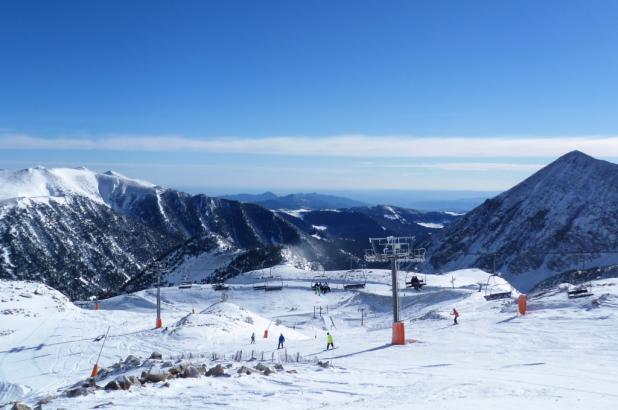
518 294 527 315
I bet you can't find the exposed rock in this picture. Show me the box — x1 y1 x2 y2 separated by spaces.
104 380 120 391
317 360 330 368
262 367 273 376
128 376 142 386
66 387 92 397
237 366 259 375
161 361 173 368
206 364 226 377
286 369 298 374
145 372 168 383
274 363 284 370
124 354 141 366
254 363 267 371
150 351 163 360
116 375 132 390
183 365 200 378
11 403 31 410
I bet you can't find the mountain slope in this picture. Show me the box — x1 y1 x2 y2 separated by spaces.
220 192 367 209
426 151 618 290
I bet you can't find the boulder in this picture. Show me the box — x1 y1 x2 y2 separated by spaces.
124 355 141 367
145 372 168 383
254 363 267 371
150 351 163 360
237 366 258 375
115 375 132 390
168 367 181 375
262 367 273 376
183 366 200 378
161 361 173 368
128 376 142 386
274 363 284 371
66 387 92 397
104 380 120 391
11 403 31 410
286 369 298 374
206 364 225 377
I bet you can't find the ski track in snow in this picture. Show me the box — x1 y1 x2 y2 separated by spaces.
0 267 617 409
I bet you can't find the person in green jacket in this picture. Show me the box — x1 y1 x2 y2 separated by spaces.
326 332 334 350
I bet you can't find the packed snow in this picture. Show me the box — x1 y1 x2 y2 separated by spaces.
0 266 616 409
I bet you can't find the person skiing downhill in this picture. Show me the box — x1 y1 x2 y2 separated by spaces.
326 332 334 350
250 332 255 344
277 333 285 349
451 308 459 325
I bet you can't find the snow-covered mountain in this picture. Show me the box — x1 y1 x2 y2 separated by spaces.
0 167 455 299
426 151 618 290
0 167 314 299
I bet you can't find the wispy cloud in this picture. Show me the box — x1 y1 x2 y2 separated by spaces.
2 133 618 158
373 162 545 172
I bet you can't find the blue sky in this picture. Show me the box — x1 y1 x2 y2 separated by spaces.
1 0 618 194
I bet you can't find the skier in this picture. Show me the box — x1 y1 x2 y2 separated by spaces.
451 308 459 325
250 332 255 344
277 333 285 349
326 332 334 350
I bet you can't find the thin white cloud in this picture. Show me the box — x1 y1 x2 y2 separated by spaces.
3 133 618 158
376 162 545 172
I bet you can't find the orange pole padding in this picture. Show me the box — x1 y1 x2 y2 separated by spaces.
263 329 269 339
90 363 100 378
392 321 406 345
518 294 527 315
95 302 100 311
156 318 163 329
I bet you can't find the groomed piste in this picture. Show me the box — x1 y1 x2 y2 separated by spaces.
0 266 616 409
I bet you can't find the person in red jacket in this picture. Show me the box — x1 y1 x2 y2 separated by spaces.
451 308 459 325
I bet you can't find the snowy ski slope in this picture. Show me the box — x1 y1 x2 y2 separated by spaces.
0 266 616 409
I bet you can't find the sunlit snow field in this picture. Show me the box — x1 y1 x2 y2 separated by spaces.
0 266 616 409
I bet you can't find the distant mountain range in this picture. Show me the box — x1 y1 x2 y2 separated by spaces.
3 150 614 299
425 151 618 291
219 192 368 210
0 167 455 299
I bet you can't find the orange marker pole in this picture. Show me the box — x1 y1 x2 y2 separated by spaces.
91 326 110 378
518 294 527 315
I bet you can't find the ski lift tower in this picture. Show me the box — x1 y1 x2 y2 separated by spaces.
365 236 425 345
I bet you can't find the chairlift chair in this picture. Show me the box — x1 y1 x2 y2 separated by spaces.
343 269 367 290
567 273 593 299
264 276 284 291
483 274 512 301
402 260 426 290
212 282 229 291
311 273 331 294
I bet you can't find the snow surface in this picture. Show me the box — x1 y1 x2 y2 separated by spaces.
0 267 617 409
0 166 156 208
